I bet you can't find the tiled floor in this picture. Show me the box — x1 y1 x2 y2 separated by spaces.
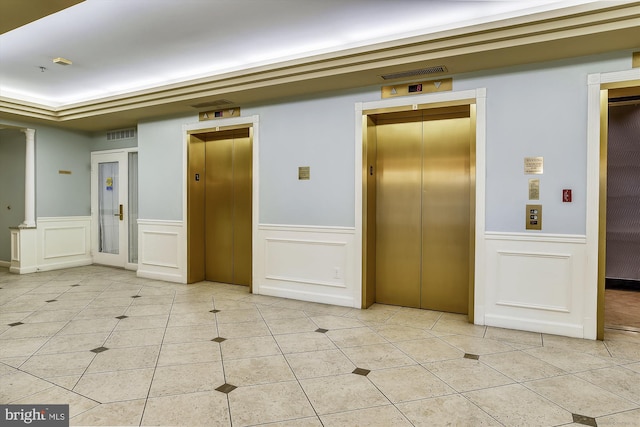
1 266 640 426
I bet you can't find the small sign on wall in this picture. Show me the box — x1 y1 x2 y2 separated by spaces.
524 157 543 174
529 179 540 200
298 166 310 180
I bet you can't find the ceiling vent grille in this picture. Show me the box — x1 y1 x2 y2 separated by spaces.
190 99 233 109
381 66 448 80
107 128 136 141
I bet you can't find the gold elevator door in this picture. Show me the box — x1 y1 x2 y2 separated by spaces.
374 107 471 313
188 128 252 286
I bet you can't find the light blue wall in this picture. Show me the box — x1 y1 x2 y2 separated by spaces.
455 52 630 234
35 126 92 217
138 114 195 220
91 129 138 151
0 129 26 262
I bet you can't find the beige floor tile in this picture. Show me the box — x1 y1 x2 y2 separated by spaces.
13 386 101 417
342 343 416 370
525 346 617 373
481 350 566 382
387 308 442 329
141 391 231 426
397 394 502 426
163 325 217 343
274 331 336 354
308 315 364 330
86 345 160 373
326 327 387 348
424 358 514 392
59 318 118 335
240 294 282 306
215 308 263 324
167 311 218 327
368 365 455 403
221 335 281 360
103 327 165 348
157 340 222 366
70 399 146 426
35 332 110 355
394 338 464 363
73 368 155 403
300 302 352 317
23 309 80 323
125 304 172 317
129 295 175 306
212 298 258 311
1 321 68 339
0 370 54 402
257 417 323 426
440 334 516 355
85 296 135 308
597 408 640 427
464 383 573 426
0 336 48 358
575 365 640 404
431 316 487 337
542 334 610 354
49 374 82 389
371 324 435 342
74 306 128 320
258 306 308 320
604 340 640 362
525 374 637 418
266 317 319 335
320 404 413 426
20 351 96 378
113 314 169 331
228 381 315 426
224 354 296 386
484 326 543 347
38 299 92 311
149 361 224 397
346 308 397 324
285 349 356 379
217 320 270 339
300 373 389 415
170 301 213 314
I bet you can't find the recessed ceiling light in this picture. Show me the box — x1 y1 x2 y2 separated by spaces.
53 57 72 66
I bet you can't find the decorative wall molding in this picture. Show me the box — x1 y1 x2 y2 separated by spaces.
36 217 92 271
255 224 358 307
483 231 587 338
137 219 185 283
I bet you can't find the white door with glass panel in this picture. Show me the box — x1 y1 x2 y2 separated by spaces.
91 151 138 268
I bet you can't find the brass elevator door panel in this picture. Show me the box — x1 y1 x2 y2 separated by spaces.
375 113 423 308
201 128 252 286
374 108 470 313
421 116 470 313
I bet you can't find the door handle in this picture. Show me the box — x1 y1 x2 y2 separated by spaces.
113 204 123 220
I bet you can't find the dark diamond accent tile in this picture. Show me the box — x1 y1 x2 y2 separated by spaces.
8 322 24 327
464 353 480 360
90 346 109 354
131 295 142 298
115 315 128 320
45 299 58 303
315 328 329 333
573 414 597 427
71 284 80 287
212 337 226 343
352 368 370 376
210 309 220 313
215 383 237 394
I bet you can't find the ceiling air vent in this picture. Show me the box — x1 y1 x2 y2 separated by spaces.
107 128 136 141
190 99 233 109
381 66 447 80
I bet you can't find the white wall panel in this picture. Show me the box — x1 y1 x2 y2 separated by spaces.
137 219 185 283
36 217 92 271
255 225 357 307
483 232 587 338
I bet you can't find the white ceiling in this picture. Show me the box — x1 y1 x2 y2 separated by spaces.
0 0 598 107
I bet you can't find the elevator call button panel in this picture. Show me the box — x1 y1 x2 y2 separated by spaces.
526 204 542 230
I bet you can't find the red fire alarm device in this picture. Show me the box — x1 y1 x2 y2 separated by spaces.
563 189 572 203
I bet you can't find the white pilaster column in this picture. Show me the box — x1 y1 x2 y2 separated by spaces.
21 128 36 228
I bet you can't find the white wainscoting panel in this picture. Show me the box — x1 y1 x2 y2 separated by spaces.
36 217 92 271
483 232 587 338
255 225 357 307
138 219 186 283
